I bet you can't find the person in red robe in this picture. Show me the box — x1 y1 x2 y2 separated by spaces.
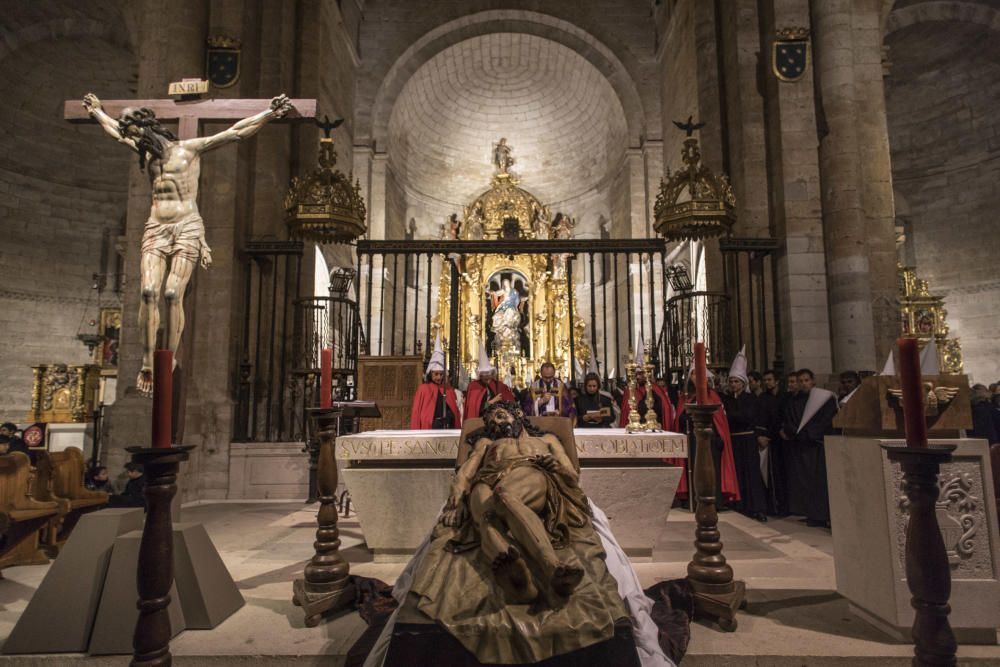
669 379 741 507
410 337 461 429
463 344 516 420
618 366 675 429
464 372 516 420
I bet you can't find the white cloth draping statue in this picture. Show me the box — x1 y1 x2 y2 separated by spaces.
82 93 294 396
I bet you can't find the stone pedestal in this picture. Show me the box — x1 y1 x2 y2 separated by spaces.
826 436 1000 643
337 428 687 560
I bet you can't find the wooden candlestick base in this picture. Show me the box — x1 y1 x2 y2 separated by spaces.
126 445 193 667
292 408 355 627
685 403 745 632
882 443 957 667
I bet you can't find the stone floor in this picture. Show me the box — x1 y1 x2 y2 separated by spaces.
0 501 998 665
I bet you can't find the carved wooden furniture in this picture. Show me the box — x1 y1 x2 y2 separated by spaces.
356 355 423 430
834 375 971 437
685 403 745 632
293 407 355 627
0 453 62 572
32 447 108 555
26 364 100 423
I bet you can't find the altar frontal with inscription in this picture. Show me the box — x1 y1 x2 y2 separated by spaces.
338 429 687 559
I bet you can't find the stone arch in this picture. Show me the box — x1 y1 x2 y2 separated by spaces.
882 0 1000 382
367 10 647 149
0 4 137 416
884 0 1000 37
0 1 135 64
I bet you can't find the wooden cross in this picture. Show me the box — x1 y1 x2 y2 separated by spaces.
64 96 318 139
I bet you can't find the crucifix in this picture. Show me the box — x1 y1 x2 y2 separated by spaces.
64 94 318 396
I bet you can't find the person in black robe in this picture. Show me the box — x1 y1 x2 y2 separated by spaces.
0 423 29 456
723 375 767 522
575 373 615 428
108 462 146 508
779 373 806 516
784 369 837 528
970 384 999 444
754 369 787 516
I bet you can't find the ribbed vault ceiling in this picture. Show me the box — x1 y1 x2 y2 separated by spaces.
388 32 628 207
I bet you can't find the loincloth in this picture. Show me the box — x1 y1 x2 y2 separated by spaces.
141 212 205 262
446 455 591 553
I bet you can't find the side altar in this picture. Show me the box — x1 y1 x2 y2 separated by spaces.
337 428 687 560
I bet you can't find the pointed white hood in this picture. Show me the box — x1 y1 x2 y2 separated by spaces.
798 386 838 433
880 349 895 376
477 342 494 376
728 345 749 390
425 334 446 375
633 335 646 367
920 341 940 375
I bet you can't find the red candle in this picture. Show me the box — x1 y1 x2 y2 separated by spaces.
897 337 928 448
320 348 333 409
694 342 709 405
152 350 173 448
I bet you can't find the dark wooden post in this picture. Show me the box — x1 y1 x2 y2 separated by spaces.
685 403 745 631
882 444 958 667
292 407 355 626
127 444 193 666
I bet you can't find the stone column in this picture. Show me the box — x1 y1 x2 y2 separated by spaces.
811 0 898 372
179 0 262 499
104 0 208 477
719 0 771 238
760 0 833 374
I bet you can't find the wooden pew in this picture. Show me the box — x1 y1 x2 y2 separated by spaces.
992 443 999 532
33 447 108 556
0 452 62 572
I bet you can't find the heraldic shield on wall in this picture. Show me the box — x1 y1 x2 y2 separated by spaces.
773 27 810 82
206 35 241 88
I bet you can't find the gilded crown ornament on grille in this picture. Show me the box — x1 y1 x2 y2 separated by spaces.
285 118 367 244
653 132 736 241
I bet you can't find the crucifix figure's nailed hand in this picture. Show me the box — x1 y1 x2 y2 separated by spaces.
81 92 297 397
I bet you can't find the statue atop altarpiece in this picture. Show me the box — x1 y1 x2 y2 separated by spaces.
82 93 294 395
492 137 515 175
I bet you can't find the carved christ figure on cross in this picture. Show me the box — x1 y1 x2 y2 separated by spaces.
82 93 294 396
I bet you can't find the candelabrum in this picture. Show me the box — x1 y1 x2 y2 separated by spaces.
642 344 662 431
127 444 194 666
624 354 643 433
685 402 745 632
881 443 957 666
292 407 356 627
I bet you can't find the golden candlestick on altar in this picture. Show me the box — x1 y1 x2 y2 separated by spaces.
625 353 643 433
642 343 662 431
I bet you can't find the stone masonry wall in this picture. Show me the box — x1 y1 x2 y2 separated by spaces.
885 15 1000 383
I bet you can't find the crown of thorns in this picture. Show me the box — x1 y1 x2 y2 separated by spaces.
482 400 524 421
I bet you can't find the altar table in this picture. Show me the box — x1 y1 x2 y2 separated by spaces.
337 428 687 560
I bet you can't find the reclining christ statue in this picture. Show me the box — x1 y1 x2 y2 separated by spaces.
407 401 633 663
82 93 294 395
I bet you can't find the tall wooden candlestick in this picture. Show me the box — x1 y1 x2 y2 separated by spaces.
685 401 744 631
320 349 333 409
129 348 193 666
882 337 956 667
694 342 709 405
293 407 355 626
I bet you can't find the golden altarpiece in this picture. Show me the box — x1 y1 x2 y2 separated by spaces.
897 265 963 373
433 143 589 384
